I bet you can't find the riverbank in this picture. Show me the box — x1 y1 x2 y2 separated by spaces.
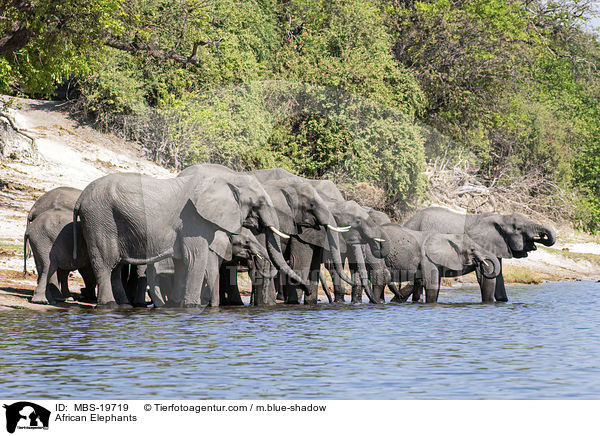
1 97 598 310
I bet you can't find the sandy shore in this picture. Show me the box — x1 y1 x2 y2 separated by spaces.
1 97 598 310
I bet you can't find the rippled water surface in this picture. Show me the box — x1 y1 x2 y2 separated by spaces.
1 281 599 399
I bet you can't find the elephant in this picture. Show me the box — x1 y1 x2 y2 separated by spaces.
179 164 353 305
74 171 307 308
375 223 500 303
24 186 81 275
403 207 556 302
219 227 273 306
27 208 95 304
248 169 390 304
145 227 271 307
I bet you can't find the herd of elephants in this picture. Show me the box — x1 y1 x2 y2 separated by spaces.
23 164 557 308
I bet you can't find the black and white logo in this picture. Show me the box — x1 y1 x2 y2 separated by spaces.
3 402 50 434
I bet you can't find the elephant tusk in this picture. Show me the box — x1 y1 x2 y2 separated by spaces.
374 238 386 243
269 226 290 239
256 253 264 260
327 224 351 233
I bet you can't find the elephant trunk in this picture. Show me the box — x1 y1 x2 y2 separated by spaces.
351 244 379 304
326 228 354 286
533 224 556 247
266 228 311 294
476 252 501 279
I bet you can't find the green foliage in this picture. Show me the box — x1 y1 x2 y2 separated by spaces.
0 0 123 96
2 0 600 230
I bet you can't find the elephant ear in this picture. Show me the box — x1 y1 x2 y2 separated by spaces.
424 233 465 271
272 186 298 235
468 216 512 258
297 227 330 249
191 178 242 234
209 230 233 261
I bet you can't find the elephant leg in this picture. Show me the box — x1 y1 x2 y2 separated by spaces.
411 277 424 302
494 260 508 302
131 265 148 307
284 238 311 304
170 236 209 307
145 264 161 307
219 265 229 305
57 269 71 301
31 250 52 304
251 258 275 306
411 278 423 302
86 238 124 307
304 247 322 305
422 262 440 303
204 252 221 307
476 271 496 303
110 265 131 306
328 266 346 303
224 263 244 306
79 266 97 301
372 284 385 302
350 268 362 304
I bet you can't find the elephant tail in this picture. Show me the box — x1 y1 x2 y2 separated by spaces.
73 201 80 261
23 230 28 276
319 269 333 303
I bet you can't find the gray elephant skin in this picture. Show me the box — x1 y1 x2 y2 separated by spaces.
24 187 96 304
179 164 353 305
249 168 390 304
404 207 556 302
379 223 500 303
74 171 306 308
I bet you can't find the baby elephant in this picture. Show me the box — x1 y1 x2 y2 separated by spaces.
27 208 95 304
379 223 500 303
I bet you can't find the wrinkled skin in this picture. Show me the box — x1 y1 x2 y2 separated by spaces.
249 168 389 304
28 208 95 304
404 207 556 302
220 227 273 306
379 223 500 303
74 172 299 308
24 187 82 283
183 165 350 305
145 228 272 307
25 187 96 304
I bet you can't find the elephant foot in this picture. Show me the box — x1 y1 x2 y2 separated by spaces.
31 295 51 305
495 296 508 302
95 301 126 309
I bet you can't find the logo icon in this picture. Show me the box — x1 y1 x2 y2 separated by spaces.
3 402 50 434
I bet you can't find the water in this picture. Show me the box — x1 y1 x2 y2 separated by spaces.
1 281 599 399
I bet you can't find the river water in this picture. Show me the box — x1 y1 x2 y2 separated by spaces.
1 281 599 399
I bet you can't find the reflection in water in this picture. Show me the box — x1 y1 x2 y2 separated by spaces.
0 281 599 399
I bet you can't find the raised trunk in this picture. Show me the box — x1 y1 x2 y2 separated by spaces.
478 254 501 279
533 224 556 247
266 229 311 294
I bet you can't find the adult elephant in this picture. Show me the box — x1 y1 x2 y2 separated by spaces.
73 172 307 308
179 164 354 305
404 207 556 302
249 169 389 304
379 223 500 303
